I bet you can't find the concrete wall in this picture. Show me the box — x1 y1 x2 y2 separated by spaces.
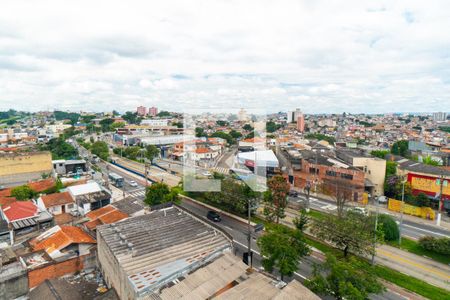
0 152 53 186
353 157 386 196
0 262 28 300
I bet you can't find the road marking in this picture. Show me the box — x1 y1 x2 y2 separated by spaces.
403 224 450 238
377 248 450 280
233 240 260 255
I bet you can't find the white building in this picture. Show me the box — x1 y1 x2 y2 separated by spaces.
140 119 169 127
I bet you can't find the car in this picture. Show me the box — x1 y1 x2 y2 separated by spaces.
289 190 299 197
129 180 138 187
349 207 368 216
377 196 388 204
207 210 221 222
202 171 212 177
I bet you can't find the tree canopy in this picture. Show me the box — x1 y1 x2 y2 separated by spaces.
263 175 290 223
90 141 109 160
391 140 409 157
311 211 380 257
306 254 384 300
257 224 310 280
42 137 78 160
144 183 179 206
11 185 36 200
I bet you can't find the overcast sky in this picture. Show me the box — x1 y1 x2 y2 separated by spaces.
1 0 449 114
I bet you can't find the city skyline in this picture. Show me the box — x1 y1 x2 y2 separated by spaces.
1 0 450 113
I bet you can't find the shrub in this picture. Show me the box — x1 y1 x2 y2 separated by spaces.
419 236 450 255
378 214 399 241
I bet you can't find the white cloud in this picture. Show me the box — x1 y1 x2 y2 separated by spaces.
0 0 449 113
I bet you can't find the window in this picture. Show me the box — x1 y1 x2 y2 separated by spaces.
309 167 319 174
326 170 337 177
340 173 353 180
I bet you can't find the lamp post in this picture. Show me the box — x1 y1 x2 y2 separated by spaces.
399 178 406 245
371 195 379 265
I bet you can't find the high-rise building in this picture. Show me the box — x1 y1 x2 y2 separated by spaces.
297 112 305 132
238 108 249 122
432 112 447 122
287 108 303 123
148 106 158 117
137 106 147 116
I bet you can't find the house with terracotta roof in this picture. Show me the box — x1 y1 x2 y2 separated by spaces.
36 191 75 216
83 205 128 231
0 200 53 245
29 225 96 259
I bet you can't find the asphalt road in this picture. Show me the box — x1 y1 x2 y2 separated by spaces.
290 194 450 240
179 199 409 300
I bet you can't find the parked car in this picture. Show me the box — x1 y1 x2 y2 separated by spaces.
129 180 138 187
377 196 388 204
207 210 221 222
289 190 299 197
202 171 212 177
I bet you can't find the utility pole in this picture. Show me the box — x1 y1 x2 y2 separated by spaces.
246 197 253 268
399 178 405 245
144 162 148 187
371 196 379 265
304 181 311 213
437 173 445 226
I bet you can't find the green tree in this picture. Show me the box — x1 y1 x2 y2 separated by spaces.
216 120 229 126
210 131 234 145
418 236 450 255
370 150 389 159
195 127 207 138
229 130 242 139
422 155 440 166
145 145 160 162
11 185 36 200
391 140 409 157
378 214 399 241
293 209 309 232
416 193 431 207
306 254 384 300
263 175 290 223
257 224 310 281
110 122 125 131
122 111 141 124
311 211 379 257
124 146 142 160
243 124 253 131
266 121 281 133
385 161 397 177
144 182 174 206
90 141 109 160
99 118 114 132
43 138 78 160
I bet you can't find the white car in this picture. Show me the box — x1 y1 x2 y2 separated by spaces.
202 171 212 177
377 196 388 204
129 180 138 187
349 207 368 216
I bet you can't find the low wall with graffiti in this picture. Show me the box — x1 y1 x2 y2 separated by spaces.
388 198 435 220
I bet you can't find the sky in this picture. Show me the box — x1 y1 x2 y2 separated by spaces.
0 0 449 114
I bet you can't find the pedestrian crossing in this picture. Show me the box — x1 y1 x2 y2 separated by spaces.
211 167 230 175
126 188 146 200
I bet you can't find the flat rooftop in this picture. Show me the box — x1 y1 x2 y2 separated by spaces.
97 206 231 296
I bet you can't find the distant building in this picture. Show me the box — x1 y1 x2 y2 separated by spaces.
52 159 87 176
140 119 169 127
238 108 249 122
148 106 158 117
287 108 302 124
432 112 447 122
136 106 147 117
297 113 305 133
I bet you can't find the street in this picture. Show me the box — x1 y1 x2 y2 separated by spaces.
290 194 450 240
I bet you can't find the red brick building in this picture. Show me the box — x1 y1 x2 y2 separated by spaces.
290 151 365 202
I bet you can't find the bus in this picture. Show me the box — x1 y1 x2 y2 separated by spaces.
109 172 124 188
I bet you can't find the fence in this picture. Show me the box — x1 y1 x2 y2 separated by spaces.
388 198 435 220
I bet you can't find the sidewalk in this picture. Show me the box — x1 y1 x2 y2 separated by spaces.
283 208 450 291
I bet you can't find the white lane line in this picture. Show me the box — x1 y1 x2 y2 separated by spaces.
403 224 450 237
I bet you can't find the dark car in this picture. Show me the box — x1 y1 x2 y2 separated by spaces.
207 210 221 222
289 190 299 197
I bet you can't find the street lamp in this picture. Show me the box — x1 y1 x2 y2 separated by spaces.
371 196 379 265
399 177 406 245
